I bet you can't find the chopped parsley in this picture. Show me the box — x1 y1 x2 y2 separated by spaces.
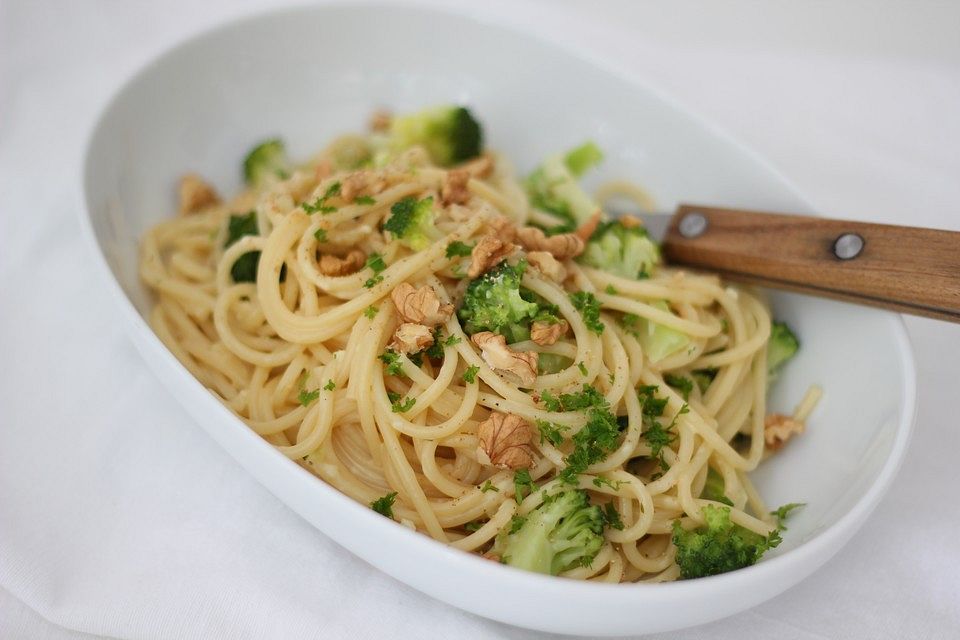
604 284 618 295
464 520 485 533
363 305 379 319
592 476 624 491
445 240 474 258
480 479 499 493
462 365 480 384
443 334 461 347
390 394 416 413
313 227 328 242
771 502 805 529
638 385 668 418
577 361 588 376
508 514 527 534
554 385 622 484
303 181 341 214
363 252 387 288
297 388 320 406
323 379 336 391
513 469 537 502
354 195 377 205
370 492 398 518
664 373 694 401
570 291 604 335
379 350 404 376
602 502 625 530
535 420 568 446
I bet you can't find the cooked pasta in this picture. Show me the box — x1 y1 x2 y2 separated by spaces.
140 106 813 582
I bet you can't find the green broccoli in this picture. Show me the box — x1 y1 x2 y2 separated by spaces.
457 260 540 343
495 490 605 575
767 321 800 377
579 219 660 279
700 467 734 506
225 211 260 283
383 196 438 250
388 105 483 166
243 139 289 187
526 142 604 231
672 505 781 579
621 302 690 364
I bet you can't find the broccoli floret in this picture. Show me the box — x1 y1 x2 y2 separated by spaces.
389 105 483 166
496 490 605 575
457 260 540 343
700 467 734 506
767 321 800 376
225 211 260 282
243 139 289 187
383 196 438 250
579 220 660 279
526 142 604 231
563 141 604 177
621 302 690 364
672 505 781 579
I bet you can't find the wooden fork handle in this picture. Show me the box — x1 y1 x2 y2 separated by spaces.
661 204 960 322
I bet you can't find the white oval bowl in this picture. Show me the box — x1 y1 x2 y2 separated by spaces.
79 4 917 636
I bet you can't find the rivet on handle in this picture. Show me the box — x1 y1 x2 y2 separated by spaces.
679 212 708 238
833 233 865 260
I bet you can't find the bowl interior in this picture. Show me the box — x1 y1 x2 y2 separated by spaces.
82 4 914 635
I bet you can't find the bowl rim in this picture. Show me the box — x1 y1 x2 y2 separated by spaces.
76 0 919 606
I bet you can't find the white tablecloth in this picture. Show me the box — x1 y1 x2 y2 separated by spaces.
2 1 959 638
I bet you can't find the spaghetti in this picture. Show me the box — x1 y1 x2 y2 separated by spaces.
139 107 812 582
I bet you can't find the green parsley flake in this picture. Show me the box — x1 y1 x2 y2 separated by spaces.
570 291 604 335
354 195 377 205
513 469 537 502
445 240 474 258
363 305 379 319
323 379 336 391
480 479 499 493
370 492 397 518
462 365 480 384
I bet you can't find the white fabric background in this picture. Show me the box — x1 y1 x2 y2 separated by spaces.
2 1 959 638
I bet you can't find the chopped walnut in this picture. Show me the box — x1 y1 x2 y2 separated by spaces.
441 169 471 206
340 170 388 202
458 154 494 179
476 412 536 469
391 323 434 354
575 210 603 241
390 283 454 326
619 214 644 229
471 332 538 387
318 249 366 276
178 174 219 215
764 414 805 451
314 158 333 181
530 320 568 346
516 226 585 260
369 109 392 132
486 215 517 243
526 251 567 283
468 235 517 277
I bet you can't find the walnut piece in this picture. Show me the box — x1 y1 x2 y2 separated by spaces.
391 323 434 354
468 234 517 277
476 412 536 469
486 215 517 243
441 169 471 206
471 332 538 387
764 414 805 451
369 109 392 132
530 320 568 346
178 174 219 215
341 170 388 202
526 251 567 283
516 226 585 260
318 249 366 276
314 158 333 181
618 214 644 229
391 283 454 326
575 210 603 241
